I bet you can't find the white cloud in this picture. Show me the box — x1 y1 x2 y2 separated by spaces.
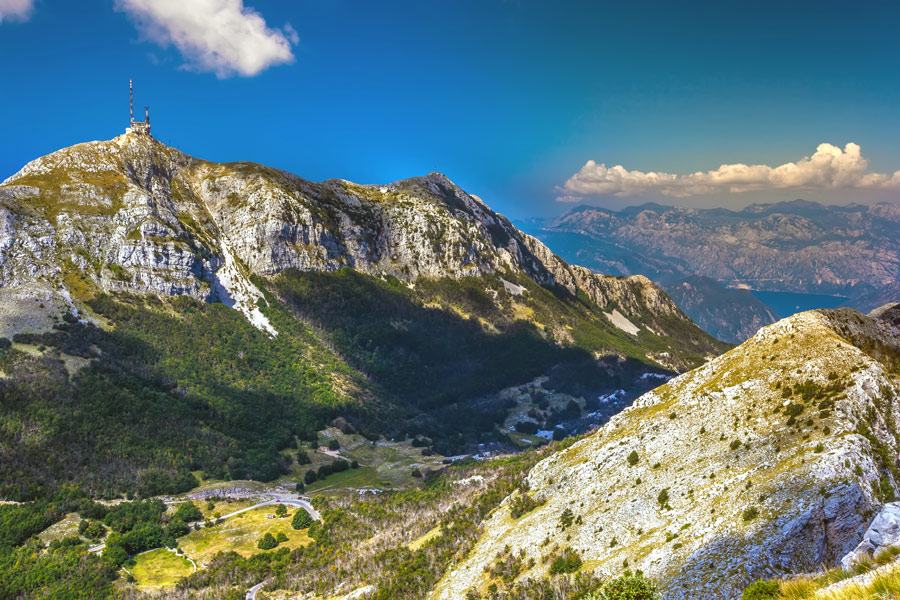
0 0 35 23
563 143 900 199
115 0 297 77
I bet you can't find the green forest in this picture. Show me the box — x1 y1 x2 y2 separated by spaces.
0 268 680 502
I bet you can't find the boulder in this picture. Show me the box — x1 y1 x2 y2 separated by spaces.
841 502 900 570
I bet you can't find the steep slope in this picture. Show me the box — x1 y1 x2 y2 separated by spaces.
541 201 900 308
665 275 779 343
433 307 900 600
0 134 722 367
0 134 726 500
851 282 900 314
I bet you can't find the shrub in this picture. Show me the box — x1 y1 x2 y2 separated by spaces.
332 459 350 473
350 460 360 469
509 492 543 519
78 520 106 540
657 489 670 509
173 501 203 523
275 532 288 543
740 579 780 600
627 450 639 466
549 547 582 574
318 464 333 478
297 450 311 465
743 506 760 521
785 403 804 417
292 508 313 530
515 421 539 435
591 574 661 600
559 508 575 530
257 532 278 550
275 504 287 517
327 439 340 451
295 482 305 493
304 469 318 484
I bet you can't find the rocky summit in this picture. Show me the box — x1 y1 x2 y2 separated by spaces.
433 306 900 600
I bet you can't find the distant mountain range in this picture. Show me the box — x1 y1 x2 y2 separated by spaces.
521 200 900 341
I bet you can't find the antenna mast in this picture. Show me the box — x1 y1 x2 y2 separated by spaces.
129 79 134 123
126 79 152 136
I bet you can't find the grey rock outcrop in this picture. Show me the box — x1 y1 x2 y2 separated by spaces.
841 502 900 570
870 302 900 328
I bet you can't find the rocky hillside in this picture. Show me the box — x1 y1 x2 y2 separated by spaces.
0 133 721 367
665 275 779 343
432 304 900 600
539 200 900 310
0 134 727 500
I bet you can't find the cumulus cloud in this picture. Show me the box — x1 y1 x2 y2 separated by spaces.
0 0 35 23
115 0 297 77
562 143 900 199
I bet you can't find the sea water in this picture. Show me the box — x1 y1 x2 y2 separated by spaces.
749 290 847 318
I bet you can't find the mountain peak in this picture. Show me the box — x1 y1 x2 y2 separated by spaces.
0 137 726 369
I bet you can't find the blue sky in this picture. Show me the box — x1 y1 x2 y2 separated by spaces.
1 0 899 217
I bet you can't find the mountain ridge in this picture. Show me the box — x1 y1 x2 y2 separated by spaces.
540 200 900 310
0 134 726 500
0 133 714 362
434 305 900 600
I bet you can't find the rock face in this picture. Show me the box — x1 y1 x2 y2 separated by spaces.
540 200 900 309
665 275 779 343
432 308 900 600
0 134 721 368
870 302 900 328
841 502 900 570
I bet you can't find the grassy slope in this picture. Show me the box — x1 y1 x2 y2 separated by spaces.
178 506 312 568
129 548 194 587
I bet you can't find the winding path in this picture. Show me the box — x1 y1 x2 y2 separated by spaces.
241 493 322 599
246 581 267 600
84 490 321 597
